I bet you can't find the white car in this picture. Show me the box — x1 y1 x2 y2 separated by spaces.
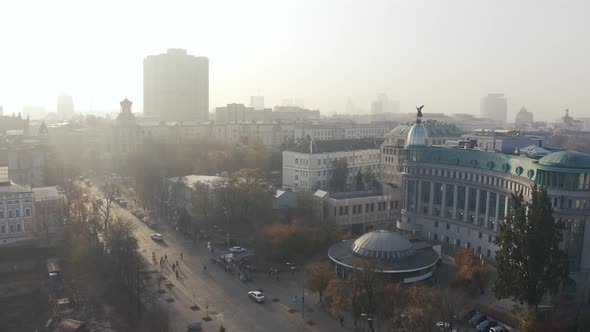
150 233 164 242
248 291 265 303
229 246 247 253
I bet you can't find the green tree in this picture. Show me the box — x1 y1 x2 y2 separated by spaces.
329 158 348 192
493 185 567 310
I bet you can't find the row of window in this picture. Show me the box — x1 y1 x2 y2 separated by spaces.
409 167 531 197
407 180 508 221
0 222 23 233
0 208 31 219
295 165 379 181
294 153 381 167
537 171 590 191
430 233 493 258
553 197 590 210
432 220 495 242
334 200 400 217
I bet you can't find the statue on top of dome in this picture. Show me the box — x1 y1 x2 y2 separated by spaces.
416 105 424 123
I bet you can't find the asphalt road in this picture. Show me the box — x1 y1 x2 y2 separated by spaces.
89 186 312 332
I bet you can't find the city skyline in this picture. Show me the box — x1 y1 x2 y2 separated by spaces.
0 0 588 121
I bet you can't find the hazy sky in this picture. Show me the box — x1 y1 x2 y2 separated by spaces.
0 0 588 121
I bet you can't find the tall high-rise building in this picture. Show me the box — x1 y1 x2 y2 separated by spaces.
57 95 74 119
480 93 507 126
370 93 399 114
143 48 209 121
250 96 265 110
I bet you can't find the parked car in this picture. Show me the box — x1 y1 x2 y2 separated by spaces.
477 320 497 332
248 291 265 303
186 322 202 332
469 314 487 326
141 216 150 224
150 233 164 242
230 246 247 253
490 326 509 332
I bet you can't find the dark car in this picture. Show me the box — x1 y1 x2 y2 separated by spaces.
186 322 202 331
477 320 497 332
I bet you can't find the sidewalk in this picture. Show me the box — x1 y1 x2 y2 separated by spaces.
243 269 385 332
139 252 223 332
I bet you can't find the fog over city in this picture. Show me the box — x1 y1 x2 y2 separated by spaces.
2 1 590 332
1 0 588 120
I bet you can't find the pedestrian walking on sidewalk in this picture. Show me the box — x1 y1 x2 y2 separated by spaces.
180 252 183 260
165 254 168 261
176 260 179 267
175 270 179 279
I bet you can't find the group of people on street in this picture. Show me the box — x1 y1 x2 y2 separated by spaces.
155 252 184 279
268 268 281 281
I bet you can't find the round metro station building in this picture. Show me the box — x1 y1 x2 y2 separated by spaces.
328 230 441 284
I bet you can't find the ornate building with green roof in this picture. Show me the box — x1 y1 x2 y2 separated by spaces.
399 115 590 297
381 120 464 205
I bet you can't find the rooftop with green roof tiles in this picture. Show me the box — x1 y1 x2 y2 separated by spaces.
406 145 590 191
386 120 464 138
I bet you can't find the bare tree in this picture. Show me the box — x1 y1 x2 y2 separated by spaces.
93 181 117 238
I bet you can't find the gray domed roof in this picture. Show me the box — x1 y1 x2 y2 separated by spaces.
539 150 590 168
352 230 414 261
405 122 429 147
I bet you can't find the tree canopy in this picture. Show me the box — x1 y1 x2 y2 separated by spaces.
493 185 567 309
330 158 348 192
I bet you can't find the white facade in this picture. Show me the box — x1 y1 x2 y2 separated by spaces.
282 140 382 191
293 123 393 142
0 171 34 246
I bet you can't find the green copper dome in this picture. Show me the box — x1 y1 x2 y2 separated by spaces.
539 151 590 169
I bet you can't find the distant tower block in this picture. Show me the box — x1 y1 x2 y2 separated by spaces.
144 49 209 121
57 95 74 119
250 95 265 110
480 93 507 126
